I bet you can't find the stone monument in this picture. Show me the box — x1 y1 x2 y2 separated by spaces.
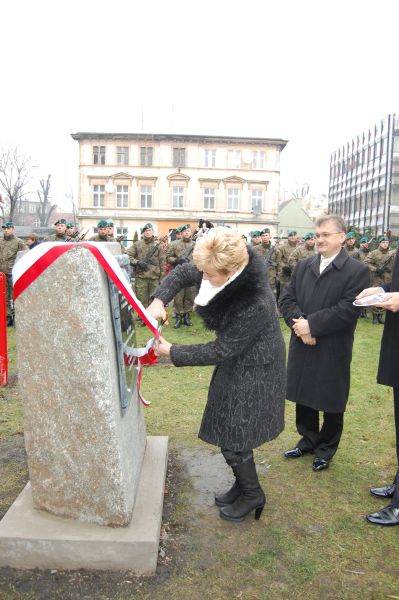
0 243 168 573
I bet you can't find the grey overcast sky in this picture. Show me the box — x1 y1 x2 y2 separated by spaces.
1 0 399 209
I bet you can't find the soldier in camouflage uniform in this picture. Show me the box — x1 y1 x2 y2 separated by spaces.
127 223 165 324
0 221 27 326
253 228 281 300
278 229 298 297
248 230 262 250
89 219 109 242
166 224 197 328
343 231 358 256
353 236 370 262
364 235 396 324
288 232 316 272
45 219 68 242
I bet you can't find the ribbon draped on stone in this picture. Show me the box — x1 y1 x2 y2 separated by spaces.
12 242 160 406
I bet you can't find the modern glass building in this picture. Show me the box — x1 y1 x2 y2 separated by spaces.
328 114 399 236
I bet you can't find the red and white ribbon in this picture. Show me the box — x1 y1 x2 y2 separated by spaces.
13 242 160 406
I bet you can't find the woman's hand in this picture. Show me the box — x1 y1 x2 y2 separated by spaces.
355 286 384 300
154 335 172 357
146 298 168 323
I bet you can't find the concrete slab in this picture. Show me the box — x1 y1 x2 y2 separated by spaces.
0 436 168 574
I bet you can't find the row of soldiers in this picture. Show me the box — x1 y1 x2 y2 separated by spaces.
249 227 396 324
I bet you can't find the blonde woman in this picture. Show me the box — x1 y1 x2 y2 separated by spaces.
148 227 285 522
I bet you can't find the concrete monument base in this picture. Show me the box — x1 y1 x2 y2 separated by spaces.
0 436 168 574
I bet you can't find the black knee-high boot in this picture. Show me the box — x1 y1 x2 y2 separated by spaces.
215 466 241 506
219 457 265 522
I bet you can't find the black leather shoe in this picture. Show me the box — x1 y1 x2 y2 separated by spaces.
284 447 304 458
370 484 395 498
366 505 399 526
312 457 329 472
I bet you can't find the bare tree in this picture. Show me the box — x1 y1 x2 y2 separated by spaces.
36 174 56 226
0 146 32 221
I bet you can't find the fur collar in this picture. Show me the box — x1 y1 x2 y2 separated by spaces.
195 249 268 331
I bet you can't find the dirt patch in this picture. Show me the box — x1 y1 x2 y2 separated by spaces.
0 433 26 464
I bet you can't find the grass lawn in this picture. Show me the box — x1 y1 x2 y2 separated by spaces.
1 313 399 600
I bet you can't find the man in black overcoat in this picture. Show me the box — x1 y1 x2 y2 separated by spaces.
280 215 370 472
356 249 399 526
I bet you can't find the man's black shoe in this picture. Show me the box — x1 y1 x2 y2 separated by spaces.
312 457 329 472
370 484 395 499
366 505 399 526
284 447 304 458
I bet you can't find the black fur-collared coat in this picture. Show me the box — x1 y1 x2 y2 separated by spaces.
153 250 286 451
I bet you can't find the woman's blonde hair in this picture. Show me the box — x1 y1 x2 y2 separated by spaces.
193 227 249 274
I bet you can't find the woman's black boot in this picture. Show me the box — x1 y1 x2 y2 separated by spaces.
215 468 240 506
219 458 265 522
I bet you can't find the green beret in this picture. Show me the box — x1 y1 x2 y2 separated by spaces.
359 236 368 244
378 235 389 242
2 221 14 228
66 222 75 228
175 226 182 233
141 222 154 233
106 220 114 227
287 230 297 236
303 232 315 240
345 232 355 240
181 224 191 231
261 228 270 234
54 219 67 226
97 219 108 228
250 230 262 238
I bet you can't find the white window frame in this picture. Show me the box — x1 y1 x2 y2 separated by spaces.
251 189 263 213
117 227 129 247
203 187 216 210
252 151 265 169
93 146 105 165
116 185 128 208
140 186 153 209
204 149 216 167
228 150 241 169
172 186 184 209
116 146 129 165
93 184 105 207
227 189 240 211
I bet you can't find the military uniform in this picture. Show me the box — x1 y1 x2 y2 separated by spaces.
45 232 67 242
88 233 109 242
0 223 27 324
288 242 316 271
166 225 197 327
278 239 298 294
254 241 281 297
364 239 395 323
127 229 166 310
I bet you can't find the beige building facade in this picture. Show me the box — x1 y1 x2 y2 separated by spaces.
71 132 288 241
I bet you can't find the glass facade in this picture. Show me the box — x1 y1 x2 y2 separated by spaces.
328 114 399 235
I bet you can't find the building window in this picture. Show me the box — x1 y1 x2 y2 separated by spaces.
228 151 241 169
29 203 37 214
227 189 239 210
203 188 215 210
117 146 129 165
173 148 186 167
116 185 128 208
205 149 216 167
140 186 152 208
251 190 263 213
93 184 105 207
252 151 265 169
93 146 105 165
117 227 128 247
172 186 184 209
140 146 153 166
